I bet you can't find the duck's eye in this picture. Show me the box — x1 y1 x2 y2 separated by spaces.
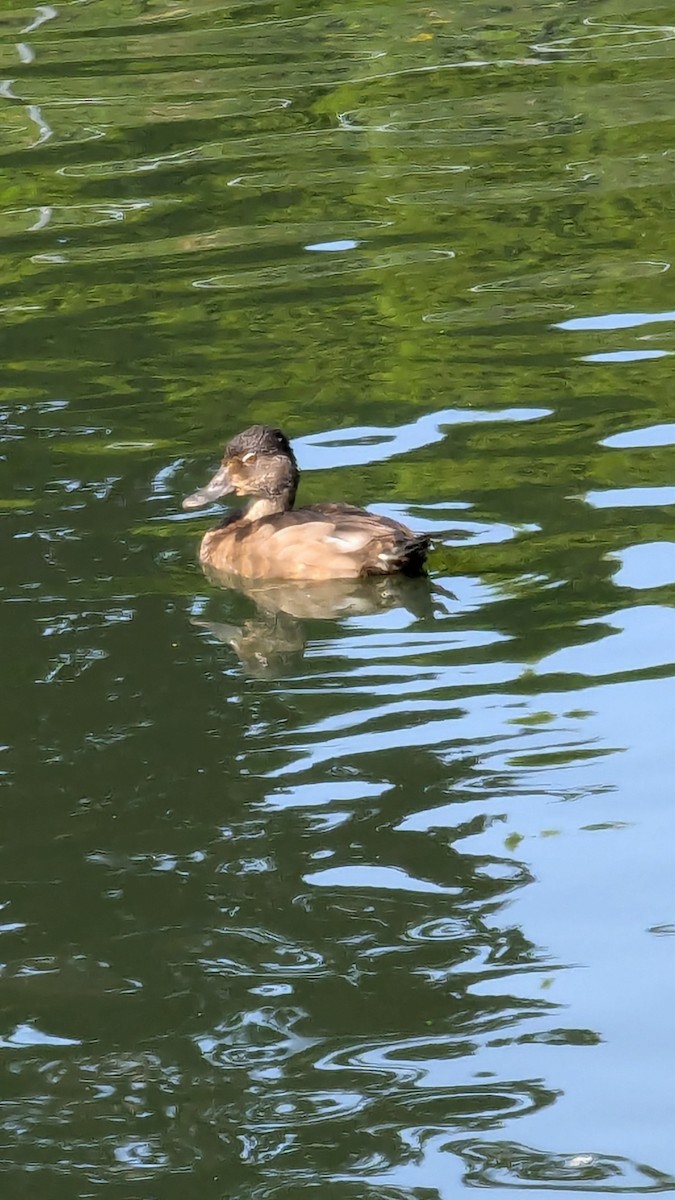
241 451 256 464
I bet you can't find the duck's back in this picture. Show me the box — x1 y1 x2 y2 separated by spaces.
199 503 430 580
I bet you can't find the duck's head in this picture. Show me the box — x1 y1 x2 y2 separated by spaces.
183 425 299 510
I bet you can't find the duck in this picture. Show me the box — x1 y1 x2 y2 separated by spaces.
182 424 431 581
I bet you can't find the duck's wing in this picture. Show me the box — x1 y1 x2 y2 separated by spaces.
241 506 429 579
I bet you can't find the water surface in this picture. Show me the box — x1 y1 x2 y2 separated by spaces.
2 1 675 1195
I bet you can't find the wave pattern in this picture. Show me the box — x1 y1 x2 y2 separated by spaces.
2 0 675 1195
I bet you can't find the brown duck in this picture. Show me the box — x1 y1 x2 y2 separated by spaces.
182 424 431 581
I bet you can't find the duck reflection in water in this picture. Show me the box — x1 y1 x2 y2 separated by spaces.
182 425 440 672
192 568 438 674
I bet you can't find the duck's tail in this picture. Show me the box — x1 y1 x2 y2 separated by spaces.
374 533 432 577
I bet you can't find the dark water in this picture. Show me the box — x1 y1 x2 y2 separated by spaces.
2 1 675 1194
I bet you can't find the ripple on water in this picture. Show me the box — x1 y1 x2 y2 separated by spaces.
195 1007 316 1071
453 1138 675 1191
262 779 393 813
612 543 675 590
602 422 675 448
245 1088 368 1129
539 605 675 680
315 1035 555 1118
585 486 675 509
305 864 462 896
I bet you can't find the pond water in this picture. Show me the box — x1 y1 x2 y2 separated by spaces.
2 1 675 1195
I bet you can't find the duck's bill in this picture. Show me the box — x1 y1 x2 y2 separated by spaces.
182 463 234 509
